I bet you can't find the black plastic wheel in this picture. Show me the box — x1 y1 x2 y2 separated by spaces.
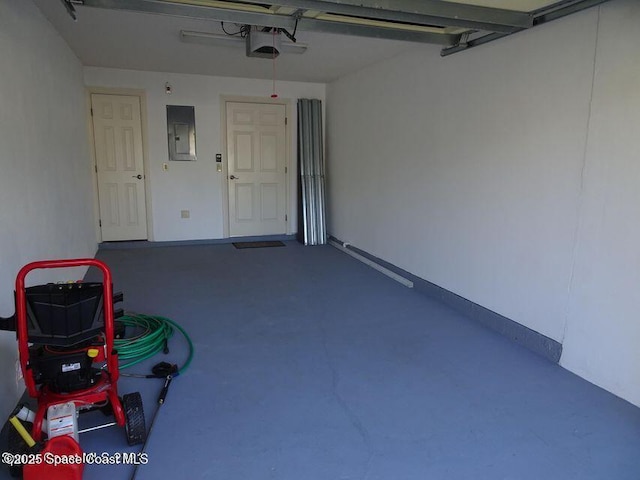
122 392 146 446
5 420 32 478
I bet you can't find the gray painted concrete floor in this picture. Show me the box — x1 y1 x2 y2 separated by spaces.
3 241 639 479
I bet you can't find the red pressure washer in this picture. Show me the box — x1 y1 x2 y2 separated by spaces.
3 259 146 477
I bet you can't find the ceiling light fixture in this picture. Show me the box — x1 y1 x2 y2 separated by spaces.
180 30 308 55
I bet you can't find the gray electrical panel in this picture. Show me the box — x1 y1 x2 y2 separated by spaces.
167 105 196 161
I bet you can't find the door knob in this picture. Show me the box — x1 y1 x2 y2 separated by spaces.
229 175 239 180
132 174 143 179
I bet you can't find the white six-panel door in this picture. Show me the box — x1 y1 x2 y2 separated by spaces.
226 102 287 237
91 94 148 241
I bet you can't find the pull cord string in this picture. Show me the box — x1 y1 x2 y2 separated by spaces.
271 28 278 98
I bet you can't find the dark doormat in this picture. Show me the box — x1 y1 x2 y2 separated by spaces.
233 241 286 249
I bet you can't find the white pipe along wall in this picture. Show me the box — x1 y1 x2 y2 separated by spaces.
326 0 640 407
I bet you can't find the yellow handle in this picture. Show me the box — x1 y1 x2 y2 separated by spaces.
9 416 36 448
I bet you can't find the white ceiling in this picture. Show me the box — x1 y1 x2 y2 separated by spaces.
32 0 597 84
33 1 425 83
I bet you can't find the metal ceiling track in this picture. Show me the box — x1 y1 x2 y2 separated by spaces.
71 0 535 46
70 0 610 53
441 0 612 57
233 0 533 33
60 0 78 19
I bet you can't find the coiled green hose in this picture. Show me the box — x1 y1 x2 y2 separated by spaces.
114 313 194 374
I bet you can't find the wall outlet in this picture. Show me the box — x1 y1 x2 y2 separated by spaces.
181 210 190 219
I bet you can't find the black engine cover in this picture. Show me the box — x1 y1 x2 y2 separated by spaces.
30 347 98 393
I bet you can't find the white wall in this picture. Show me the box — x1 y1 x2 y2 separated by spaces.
561 1 640 406
327 11 596 342
0 0 97 417
326 0 640 406
84 68 325 242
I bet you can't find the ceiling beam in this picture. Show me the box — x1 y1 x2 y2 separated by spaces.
531 0 609 23
441 0 610 56
228 0 533 33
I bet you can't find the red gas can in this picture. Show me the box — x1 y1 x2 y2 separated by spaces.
23 435 84 480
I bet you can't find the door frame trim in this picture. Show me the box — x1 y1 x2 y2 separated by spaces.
220 95 292 238
86 87 153 242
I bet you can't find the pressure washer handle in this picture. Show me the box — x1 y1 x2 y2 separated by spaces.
15 258 116 397
158 375 172 405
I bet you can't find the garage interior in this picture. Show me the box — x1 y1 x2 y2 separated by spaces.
1 0 640 478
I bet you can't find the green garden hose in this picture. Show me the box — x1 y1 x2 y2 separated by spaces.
114 313 194 375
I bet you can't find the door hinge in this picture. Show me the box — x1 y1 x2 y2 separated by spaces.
285 167 287 174
90 108 93 117
285 214 288 222
94 164 97 173
99 219 102 227
285 117 288 125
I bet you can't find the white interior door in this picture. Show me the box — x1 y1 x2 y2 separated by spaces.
91 94 148 241
226 102 287 237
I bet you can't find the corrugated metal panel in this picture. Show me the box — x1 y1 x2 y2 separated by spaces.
297 99 326 246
